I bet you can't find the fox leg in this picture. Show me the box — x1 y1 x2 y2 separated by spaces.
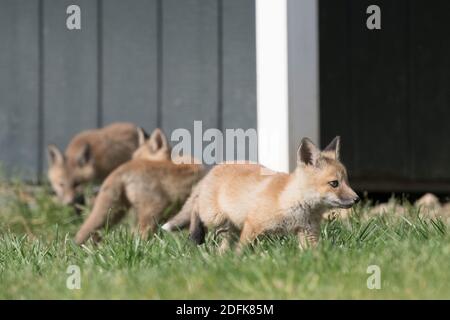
297 223 320 249
162 187 199 232
135 199 168 240
161 196 193 232
216 222 239 254
75 188 128 245
236 221 261 254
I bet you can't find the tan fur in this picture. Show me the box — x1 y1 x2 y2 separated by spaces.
47 122 142 205
74 130 205 245
161 160 257 232
132 128 170 162
177 137 359 251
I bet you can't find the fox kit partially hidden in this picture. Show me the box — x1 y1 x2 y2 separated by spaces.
168 136 359 251
75 129 204 245
47 122 145 206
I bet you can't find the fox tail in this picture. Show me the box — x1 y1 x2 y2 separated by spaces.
161 185 199 232
189 207 206 245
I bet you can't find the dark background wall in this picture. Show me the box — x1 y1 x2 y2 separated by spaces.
320 0 450 193
0 0 257 180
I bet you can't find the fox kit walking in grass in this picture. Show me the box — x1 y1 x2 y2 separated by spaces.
170 136 359 252
74 128 205 245
47 122 145 207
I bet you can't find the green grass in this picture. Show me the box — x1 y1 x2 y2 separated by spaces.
0 181 449 299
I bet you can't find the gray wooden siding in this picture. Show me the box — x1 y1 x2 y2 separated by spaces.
161 0 219 135
0 0 256 180
0 0 40 179
101 0 158 129
42 0 99 173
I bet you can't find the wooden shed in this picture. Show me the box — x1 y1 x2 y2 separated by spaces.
1 0 449 194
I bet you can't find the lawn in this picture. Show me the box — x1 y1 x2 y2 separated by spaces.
0 180 449 299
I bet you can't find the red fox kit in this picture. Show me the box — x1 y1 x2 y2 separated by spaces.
173 136 359 251
74 129 205 245
47 122 145 206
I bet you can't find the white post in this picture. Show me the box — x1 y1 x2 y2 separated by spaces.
256 0 290 173
256 0 319 172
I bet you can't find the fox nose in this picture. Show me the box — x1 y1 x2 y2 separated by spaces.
353 196 361 204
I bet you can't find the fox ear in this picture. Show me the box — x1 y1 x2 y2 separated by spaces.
148 128 169 152
323 136 340 160
137 127 149 146
47 145 64 166
77 143 92 167
297 138 321 166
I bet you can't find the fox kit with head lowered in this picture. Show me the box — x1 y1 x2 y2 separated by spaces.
47 122 146 206
74 129 205 245
173 137 359 251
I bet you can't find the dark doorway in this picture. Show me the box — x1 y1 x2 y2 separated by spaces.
319 0 450 193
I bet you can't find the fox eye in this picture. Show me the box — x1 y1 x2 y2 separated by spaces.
328 180 339 188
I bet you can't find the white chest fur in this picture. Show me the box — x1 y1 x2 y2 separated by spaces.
273 204 323 233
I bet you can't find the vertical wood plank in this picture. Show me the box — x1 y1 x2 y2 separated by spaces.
319 0 352 164
101 0 158 131
161 0 218 138
42 0 98 165
348 0 409 180
222 0 256 162
0 0 39 179
287 0 319 169
410 0 450 180
222 0 256 131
